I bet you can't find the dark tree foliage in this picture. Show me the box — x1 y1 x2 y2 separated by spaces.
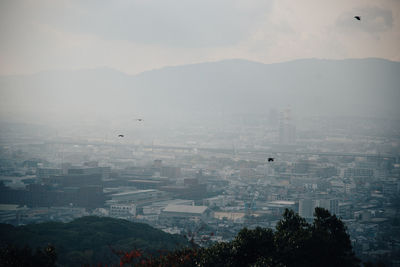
0 210 360 266
309 207 360 267
0 244 57 267
123 208 360 267
363 261 387 267
0 216 188 266
274 209 311 266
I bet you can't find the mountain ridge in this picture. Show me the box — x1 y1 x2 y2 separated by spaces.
1 57 398 79
0 58 399 124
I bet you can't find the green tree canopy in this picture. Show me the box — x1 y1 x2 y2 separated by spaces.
134 208 360 267
0 209 360 266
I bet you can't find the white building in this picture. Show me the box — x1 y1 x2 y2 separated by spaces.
299 198 339 219
203 195 234 208
109 204 136 219
265 200 297 215
315 199 339 215
299 199 314 218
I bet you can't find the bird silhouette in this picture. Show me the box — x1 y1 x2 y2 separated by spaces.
268 158 274 162
354 16 361 20
118 134 124 137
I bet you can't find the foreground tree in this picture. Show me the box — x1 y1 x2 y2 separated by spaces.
274 209 311 266
123 208 359 267
0 244 56 267
4 209 357 266
309 207 359 267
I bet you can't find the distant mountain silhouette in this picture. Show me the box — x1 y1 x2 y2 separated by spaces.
0 58 399 124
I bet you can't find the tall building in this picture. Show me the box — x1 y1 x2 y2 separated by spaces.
268 108 279 127
299 198 314 218
315 199 339 215
299 198 339 219
279 107 296 144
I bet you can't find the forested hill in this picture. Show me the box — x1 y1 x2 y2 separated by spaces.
0 209 361 267
0 216 189 266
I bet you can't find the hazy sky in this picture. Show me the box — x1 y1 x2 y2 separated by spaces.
1 0 399 75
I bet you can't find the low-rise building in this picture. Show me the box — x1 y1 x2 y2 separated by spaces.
110 189 168 204
109 204 136 220
161 204 213 222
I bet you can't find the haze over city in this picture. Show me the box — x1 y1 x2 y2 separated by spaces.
0 1 399 266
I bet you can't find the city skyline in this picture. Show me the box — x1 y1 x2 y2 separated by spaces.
0 1 399 266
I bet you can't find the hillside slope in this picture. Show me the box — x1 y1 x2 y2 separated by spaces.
0 216 189 266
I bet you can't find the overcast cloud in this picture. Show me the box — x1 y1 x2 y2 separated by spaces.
0 0 399 75
337 6 393 33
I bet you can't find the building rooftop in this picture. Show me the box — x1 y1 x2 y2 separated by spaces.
0 204 28 211
268 201 296 205
111 189 157 197
163 205 208 214
128 180 163 184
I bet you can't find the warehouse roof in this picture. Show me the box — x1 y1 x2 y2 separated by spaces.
163 204 208 214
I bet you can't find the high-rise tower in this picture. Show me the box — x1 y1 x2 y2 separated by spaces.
279 107 296 144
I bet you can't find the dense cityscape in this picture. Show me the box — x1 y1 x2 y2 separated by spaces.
1 111 399 265
1 1 400 265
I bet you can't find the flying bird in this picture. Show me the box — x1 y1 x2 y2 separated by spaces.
268 158 274 162
118 134 124 137
354 16 361 20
